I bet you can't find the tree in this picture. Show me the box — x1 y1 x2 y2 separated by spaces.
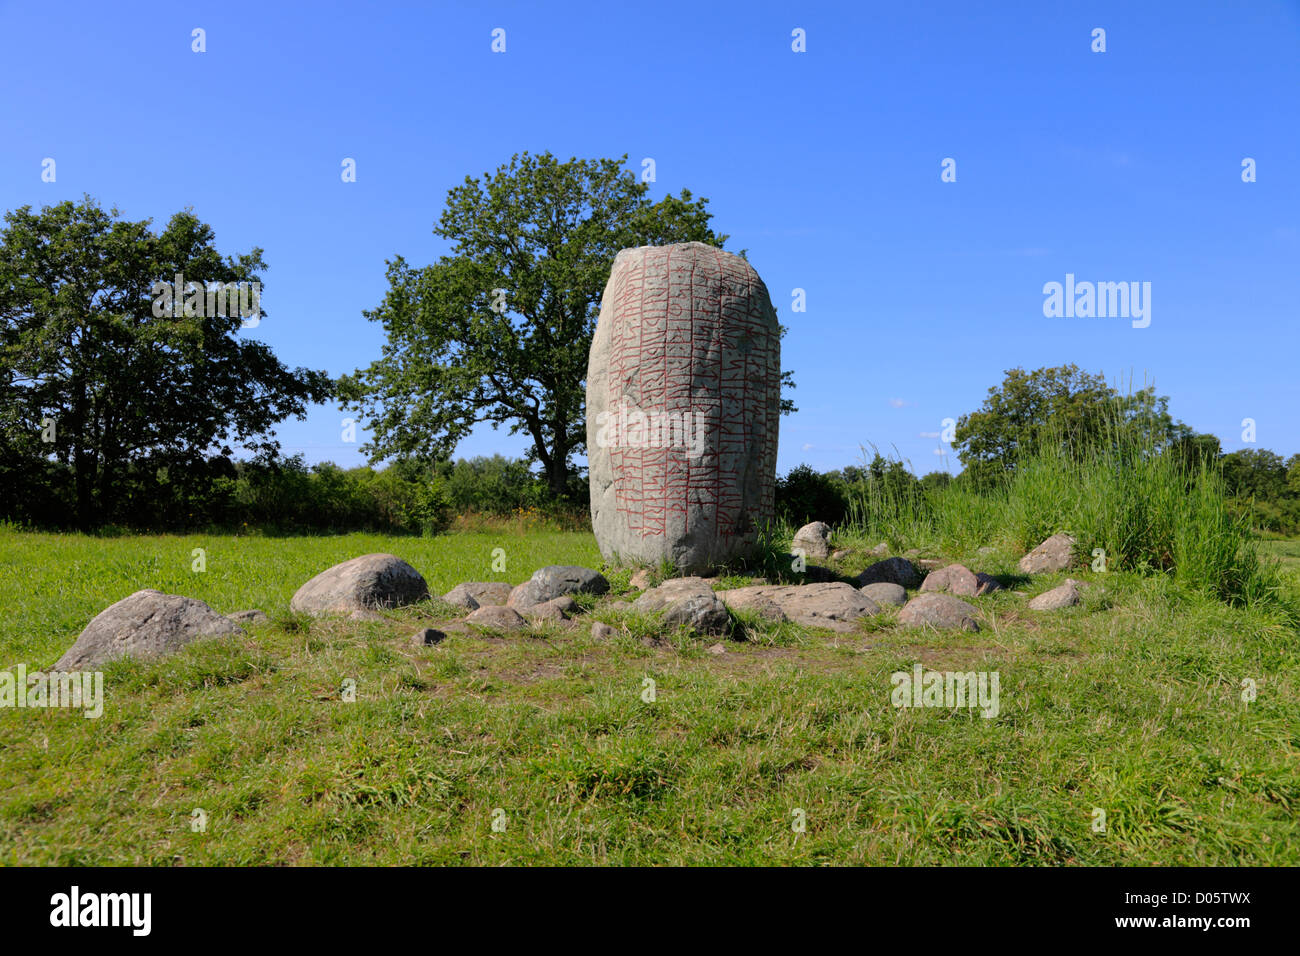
953 365 1187 486
340 152 795 500
0 197 333 528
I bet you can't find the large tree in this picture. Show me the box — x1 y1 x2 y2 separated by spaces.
340 152 794 499
0 197 333 528
953 365 1192 486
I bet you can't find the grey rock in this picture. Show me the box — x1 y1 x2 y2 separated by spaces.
227 609 269 625
718 582 878 633
291 553 429 615
586 242 781 573
629 569 654 591
508 565 609 611
525 601 570 623
591 621 617 640
860 582 907 607
870 542 890 557
857 557 922 589
974 573 1002 596
466 605 527 632
442 582 512 611
54 589 241 670
919 563 981 597
706 642 727 656
791 521 832 560
831 549 850 562
1027 580 1082 610
411 628 446 646
1019 533 1077 574
898 593 981 632
633 577 732 635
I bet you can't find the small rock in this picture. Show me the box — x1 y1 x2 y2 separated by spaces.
629 569 655 591
633 577 732 635
1019 533 1077 574
706 642 726 656
974 573 1002 596
1027 581 1082 610
526 601 569 622
919 563 980 597
509 565 609 611
860 582 906 607
54 590 242 670
791 521 833 560
591 621 617 640
227 609 268 625
831 549 849 561
870 542 890 556
349 608 384 622
916 559 947 572
857 557 922 589
411 628 446 646
466 605 527 631
898 593 981 632
442 582 512 611
291 553 430 615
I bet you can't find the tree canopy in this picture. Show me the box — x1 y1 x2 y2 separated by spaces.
0 197 333 528
339 152 795 499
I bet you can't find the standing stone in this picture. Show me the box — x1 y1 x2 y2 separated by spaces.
587 242 781 574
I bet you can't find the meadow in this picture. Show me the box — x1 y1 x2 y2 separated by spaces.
1 521 1297 865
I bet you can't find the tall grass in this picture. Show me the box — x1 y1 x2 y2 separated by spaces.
843 430 1292 614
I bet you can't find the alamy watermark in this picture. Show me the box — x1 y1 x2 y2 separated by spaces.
151 272 261 327
891 664 1000 718
1043 273 1150 328
593 401 706 459
1 665 103 718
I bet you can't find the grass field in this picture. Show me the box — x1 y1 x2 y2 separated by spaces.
1 527 1297 865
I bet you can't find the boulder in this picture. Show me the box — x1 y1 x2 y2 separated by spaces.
591 621 617 640
466 605 527 632
442 582 512 611
919 563 980 596
791 521 832 560
898 593 981 632
860 582 907 607
411 628 446 646
1019 533 1077 574
526 601 570 623
717 582 879 633
856 557 922 589
586 242 781 573
632 577 732 635
291 553 429 615
1027 580 1083 610
54 590 241 670
974 573 1002 596
508 565 609 611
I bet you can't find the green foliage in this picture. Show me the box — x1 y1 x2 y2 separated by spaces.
953 365 1191 488
775 464 849 525
0 196 333 529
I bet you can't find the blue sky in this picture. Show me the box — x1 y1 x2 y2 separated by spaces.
3 0 1297 477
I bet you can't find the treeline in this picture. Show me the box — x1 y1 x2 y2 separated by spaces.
1 454 587 534
776 449 1300 536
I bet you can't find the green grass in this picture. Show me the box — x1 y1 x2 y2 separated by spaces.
1 528 1297 865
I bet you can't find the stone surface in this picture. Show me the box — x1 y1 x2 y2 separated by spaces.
919 563 980 596
227 609 269 625
508 565 609 610
1019 533 1077 574
629 569 655 591
1027 580 1082 610
632 577 732 635
831 549 850 562
442 582 512 611
791 521 832 560
860 582 907 607
586 242 781 573
717 582 879 633
525 601 569 623
291 553 429 615
870 542 890 556
411 628 446 646
898 593 981 632
856 557 923 589
55 590 241 670
707 642 727 656
591 621 617 640
466 605 527 631
974 573 1002 596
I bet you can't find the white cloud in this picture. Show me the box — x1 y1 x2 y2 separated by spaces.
888 398 907 408
919 431 940 439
